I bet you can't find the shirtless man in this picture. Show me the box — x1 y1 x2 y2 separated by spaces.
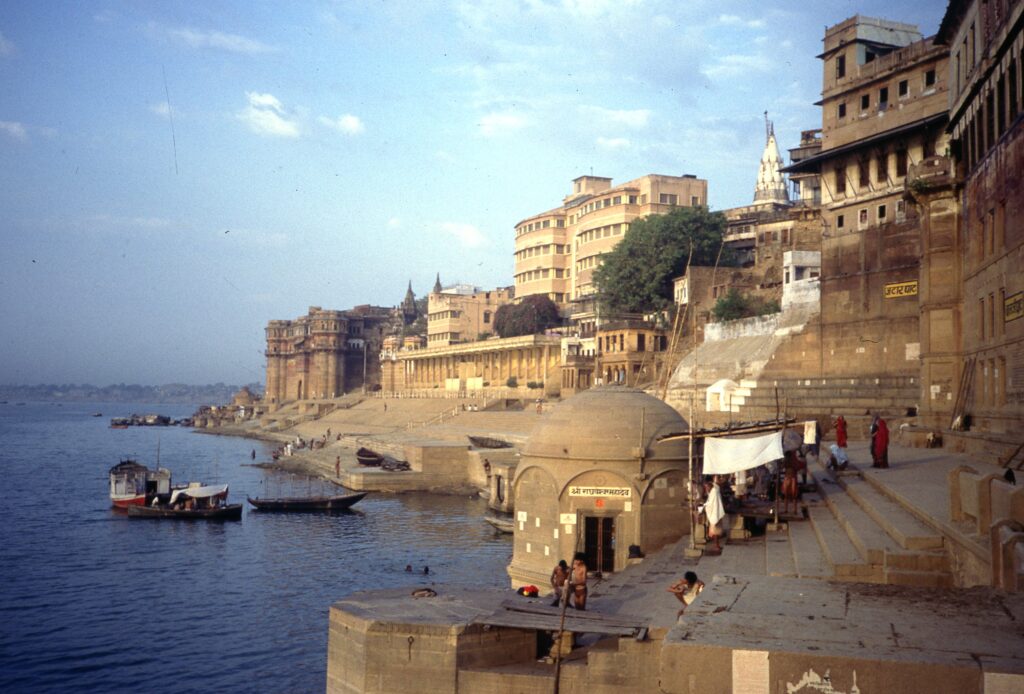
570 553 588 611
550 560 569 607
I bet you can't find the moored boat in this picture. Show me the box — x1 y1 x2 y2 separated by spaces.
246 492 368 512
109 459 172 508
128 484 241 520
355 447 384 466
467 435 513 449
483 511 515 533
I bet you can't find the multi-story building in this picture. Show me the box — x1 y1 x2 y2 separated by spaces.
426 282 514 347
264 305 392 405
783 15 950 380
928 0 1024 436
513 173 708 311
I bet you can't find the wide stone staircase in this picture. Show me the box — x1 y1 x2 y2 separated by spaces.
773 456 952 588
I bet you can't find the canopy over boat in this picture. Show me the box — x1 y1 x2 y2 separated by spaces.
169 484 229 506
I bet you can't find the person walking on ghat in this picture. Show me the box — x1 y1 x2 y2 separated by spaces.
835 415 848 449
550 560 569 607
667 571 704 617
870 414 889 468
335 456 341 477
570 553 588 610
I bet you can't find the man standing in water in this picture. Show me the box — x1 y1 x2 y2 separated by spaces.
570 553 588 610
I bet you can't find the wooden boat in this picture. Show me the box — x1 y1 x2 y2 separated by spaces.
246 492 368 512
355 447 384 466
128 503 242 520
483 511 515 533
127 484 241 520
109 459 172 508
468 435 513 449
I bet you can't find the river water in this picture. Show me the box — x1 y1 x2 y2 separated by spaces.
0 401 512 693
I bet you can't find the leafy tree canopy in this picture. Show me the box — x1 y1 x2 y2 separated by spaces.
592 206 731 314
494 295 561 338
711 288 780 322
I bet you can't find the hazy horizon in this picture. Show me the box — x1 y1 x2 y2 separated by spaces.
0 1 945 386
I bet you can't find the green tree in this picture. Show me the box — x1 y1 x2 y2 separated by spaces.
592 206 731 314
711 289 781 322
494 295 561 338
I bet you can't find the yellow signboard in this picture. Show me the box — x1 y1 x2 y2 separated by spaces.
1006 291 1024 323
884 280 919 299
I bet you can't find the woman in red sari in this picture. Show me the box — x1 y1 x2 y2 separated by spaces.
870 415 889 468
835 415 848 449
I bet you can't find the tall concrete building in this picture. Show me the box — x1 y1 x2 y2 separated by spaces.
426 282 514 347
513 173 708 312
783 15 950 381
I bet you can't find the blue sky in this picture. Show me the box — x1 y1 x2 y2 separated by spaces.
0 1 946 386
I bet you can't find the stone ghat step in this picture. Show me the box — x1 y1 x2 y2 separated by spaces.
765 531 798 577
838 473 945 551
807 506 879 581
812 467 902 565
787 515 831 579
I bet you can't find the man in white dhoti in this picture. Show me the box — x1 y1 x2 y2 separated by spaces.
701 478 725 554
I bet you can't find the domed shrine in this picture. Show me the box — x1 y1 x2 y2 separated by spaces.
508 387 691 589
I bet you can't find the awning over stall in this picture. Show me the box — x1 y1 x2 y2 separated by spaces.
703 431 784 475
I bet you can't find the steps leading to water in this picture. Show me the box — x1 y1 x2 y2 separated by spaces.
774 457 953 588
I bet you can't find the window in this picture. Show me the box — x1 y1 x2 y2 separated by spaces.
875 154 886 183
858 159 870 187
896 199 906 222
1010 60 1019 121
691 195 700 206
986 91 996 148
861 94 870 111
836 55 846 79
879 86 889 108
895 149 908 177
925 68 936 87
997 74 1007 136
835 165 846 194
483 311 491 324
659 193 678 205
836 214 845 229
838 102 847 118
898 79 909 97
878 204 887 221
858 208 868 229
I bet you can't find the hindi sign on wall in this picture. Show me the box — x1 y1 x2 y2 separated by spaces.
884 280 918 299
567 486 632 498
1005 291 1023 323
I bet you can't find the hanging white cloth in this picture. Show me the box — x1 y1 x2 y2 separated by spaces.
703 431 784 475
804 420 817 444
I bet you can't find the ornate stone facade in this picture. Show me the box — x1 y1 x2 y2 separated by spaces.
264 305 392 406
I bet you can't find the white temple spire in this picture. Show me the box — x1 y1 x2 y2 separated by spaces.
753 113 790 205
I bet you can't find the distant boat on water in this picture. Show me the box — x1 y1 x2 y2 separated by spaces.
109 459 172 508
247 492 368 513
128 484 242 520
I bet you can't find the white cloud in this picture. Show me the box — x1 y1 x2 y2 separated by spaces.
0 30 14 56
478 112 527 137
439 222 487 249
582 106 651 128
596 136 630 150
702 54 774 79
169 27 276 55
719 14 764 28
387 217 402 229
237 92 299 138
318 114 364 135
0 120 28 140
150 102 171 118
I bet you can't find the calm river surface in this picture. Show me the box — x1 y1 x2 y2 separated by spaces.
0 401 512 693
